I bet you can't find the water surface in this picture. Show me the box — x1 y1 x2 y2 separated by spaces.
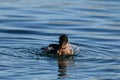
0 0 120 80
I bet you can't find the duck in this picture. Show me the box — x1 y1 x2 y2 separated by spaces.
41 34 73 56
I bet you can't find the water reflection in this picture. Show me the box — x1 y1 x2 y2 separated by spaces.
57 56 74 79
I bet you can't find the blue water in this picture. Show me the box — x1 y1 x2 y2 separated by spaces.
0 0 120 80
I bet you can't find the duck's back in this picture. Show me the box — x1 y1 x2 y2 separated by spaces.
41 44 59 54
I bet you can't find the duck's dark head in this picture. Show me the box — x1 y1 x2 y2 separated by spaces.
59 34 68 48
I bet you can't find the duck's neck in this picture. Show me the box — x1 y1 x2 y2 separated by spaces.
59 43 69 49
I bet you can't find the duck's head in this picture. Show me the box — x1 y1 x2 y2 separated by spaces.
59 34 68 48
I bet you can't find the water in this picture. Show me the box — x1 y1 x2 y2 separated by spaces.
0 0 120 80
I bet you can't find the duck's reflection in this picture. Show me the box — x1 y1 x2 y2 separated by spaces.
57 56 74 78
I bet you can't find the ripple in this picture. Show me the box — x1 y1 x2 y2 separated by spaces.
0 28 37 34
0 7 17 10
0 0 120 80
72 7 112 13
0 19 34 23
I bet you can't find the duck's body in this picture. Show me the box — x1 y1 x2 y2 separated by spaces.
57 42 73 55
41 34 73 56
